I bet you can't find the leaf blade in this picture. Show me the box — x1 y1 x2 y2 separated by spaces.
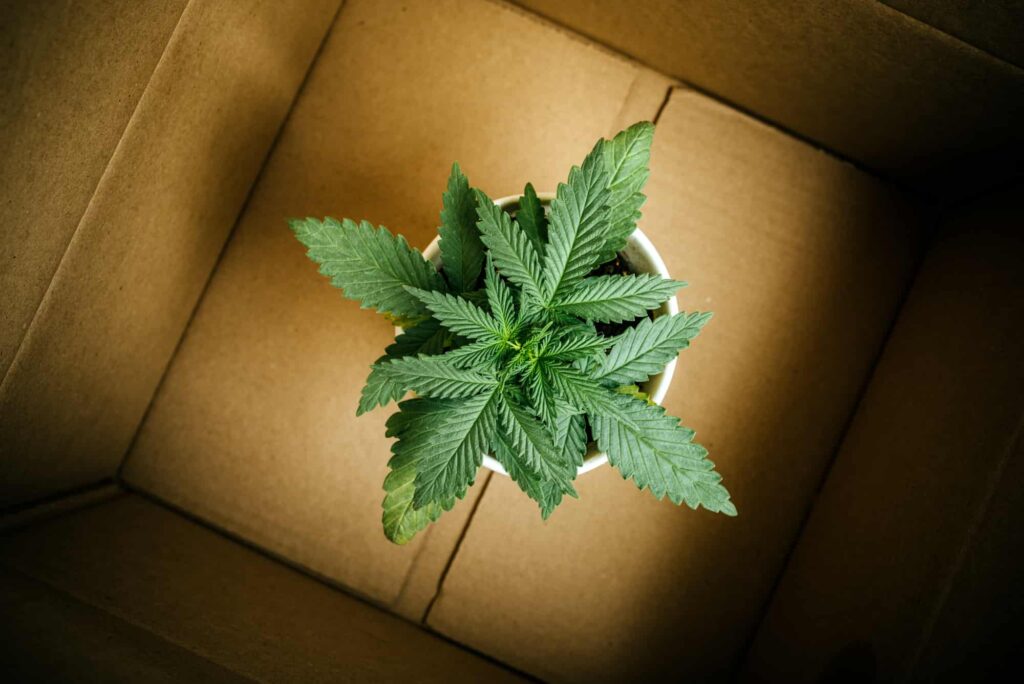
290 217 445 319
542 142 611 301
551 274 683 324
592 393 735 515
597 121 655 263
438 163 484 292
474 190 547 302
595 311 711 386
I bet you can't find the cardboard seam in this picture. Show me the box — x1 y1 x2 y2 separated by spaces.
904 410 1024 679
873 0 1024 73
116 0 348 481
486 0 652 73
0 482 123 533
0 1 191 391
420 471 494 624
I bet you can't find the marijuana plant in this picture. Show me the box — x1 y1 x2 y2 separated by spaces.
290 122 735 544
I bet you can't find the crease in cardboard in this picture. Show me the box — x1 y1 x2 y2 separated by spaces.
418 472 494 623
117 0 348 483
905 411 1024 677
0 3 189 388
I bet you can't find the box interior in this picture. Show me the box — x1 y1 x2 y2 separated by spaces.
2 0 1021 681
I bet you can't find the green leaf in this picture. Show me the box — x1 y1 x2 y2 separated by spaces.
554 409 588 468
443 339 504 369
493 395 578 519
597 121 655 263
539 334 614 363
516 183 547 256
474 190 547 302
438 163 484 292
290 217 445 319
405 287 502 342
592 393 735 515
550 274 683 324
413 389 499 508
497 392 561 473
358 318 448 415
382 398 456 544
542 142 611 301
545 362 636 424
595 311 712 385
379 355 498 398
484 255 517 335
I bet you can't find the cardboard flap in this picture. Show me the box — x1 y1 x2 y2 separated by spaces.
424 87 926 681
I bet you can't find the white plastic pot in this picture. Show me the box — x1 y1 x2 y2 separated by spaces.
404 192 679 476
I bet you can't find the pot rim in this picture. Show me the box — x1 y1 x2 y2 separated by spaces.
402 192 679 477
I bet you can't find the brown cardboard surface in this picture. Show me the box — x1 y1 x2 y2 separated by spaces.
123 0 672 608
1 568 250 683
0 0 187 379
884 0 1024 67
744 185 1024 682
425 88 926 682
0 494 524 682
510 0 1024 194
0 0 340 506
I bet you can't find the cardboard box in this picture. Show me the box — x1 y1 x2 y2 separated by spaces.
2 0 1021 680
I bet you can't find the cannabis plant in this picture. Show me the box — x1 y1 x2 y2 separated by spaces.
290 122 735 544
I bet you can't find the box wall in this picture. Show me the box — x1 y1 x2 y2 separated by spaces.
509 0 1024 197
0 0 341 506
744 184 1024 681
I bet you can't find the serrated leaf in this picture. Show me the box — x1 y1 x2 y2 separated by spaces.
596 121 654 263
545 362 637 426
358 318 448 415
542 142 611 301
554 410 587 468
550 274 683 324
596 311 711 385
517 183 547 256
382 398 458 544
592 393 735 515
405 287 502 342
290 217 444 319
539 333 614 363
493 397 578 519
497 393 562 473
474 190 547 302
443 339 504 369
438 163 484 292
412 389 499 508
379 354 498 398
484 255 517 335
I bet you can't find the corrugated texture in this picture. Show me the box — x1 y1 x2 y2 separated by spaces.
509 0 1024 195
123 0 673 610
0 0 187 378
0 0 341 506
744 185 1024 682
425 88 925 682
0 495 524 682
